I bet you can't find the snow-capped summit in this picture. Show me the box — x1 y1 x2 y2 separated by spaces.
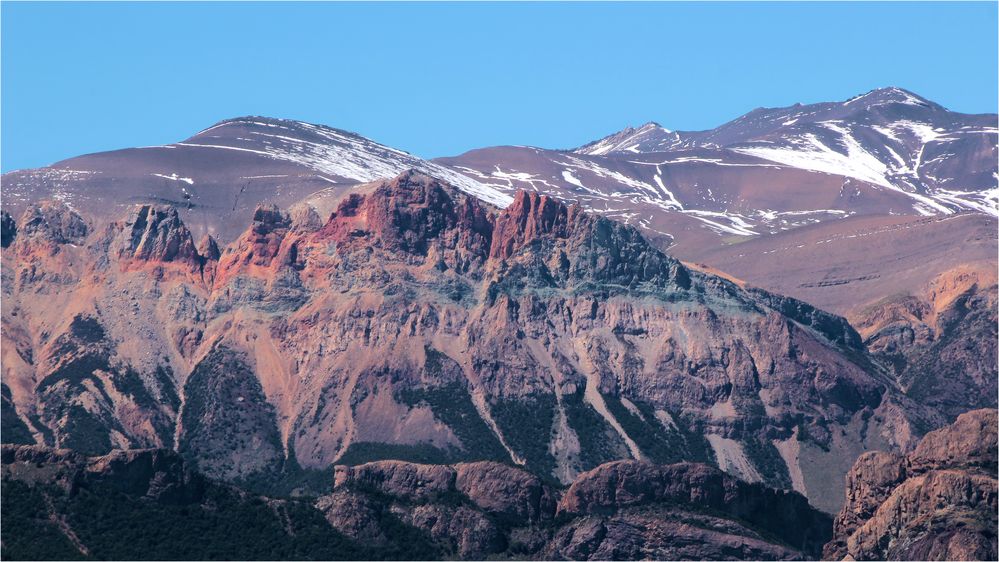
574 121 685 155
2 116 513 242
442 87 997 242
843 86 938 109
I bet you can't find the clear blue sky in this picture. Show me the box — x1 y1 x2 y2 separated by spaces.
2 2 997 172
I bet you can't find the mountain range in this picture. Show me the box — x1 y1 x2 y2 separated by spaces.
1 86 996 560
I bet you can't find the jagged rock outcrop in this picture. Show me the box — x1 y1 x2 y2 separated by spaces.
824 408 998 560
853 266 998 420
14 202 89 251
332 460 555 522
197 234 221 261
323 459 555 558
114 205 201 265
1 172 939 513
216 204 294 274
324 458 831 560
553 460 831 558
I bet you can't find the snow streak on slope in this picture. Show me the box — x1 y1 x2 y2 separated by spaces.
732 122 959 215
181 118 514 208
732 124 891 188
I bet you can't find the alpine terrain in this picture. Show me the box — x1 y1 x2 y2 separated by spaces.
1 87 996 560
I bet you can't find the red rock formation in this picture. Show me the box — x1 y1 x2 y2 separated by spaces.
824 408 998 560
0 172 940 515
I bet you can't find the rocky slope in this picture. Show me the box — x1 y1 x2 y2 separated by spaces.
683 213 998 423
852 266 998 420
824 408 998 561
2 444 834 560
1 171 937 513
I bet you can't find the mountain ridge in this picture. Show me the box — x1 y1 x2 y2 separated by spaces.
2 170 942 515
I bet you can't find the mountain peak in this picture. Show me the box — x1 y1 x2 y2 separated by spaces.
843 86 937 109
574 121 681 156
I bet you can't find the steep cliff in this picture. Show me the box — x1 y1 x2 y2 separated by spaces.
1 171 937 512
824 408 998 560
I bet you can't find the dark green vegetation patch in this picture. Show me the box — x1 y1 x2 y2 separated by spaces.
561 389 627 470
0 478 367 561
491 393 558 481
602 395 713 465
396 382 510 463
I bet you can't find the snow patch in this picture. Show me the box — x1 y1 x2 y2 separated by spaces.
152 173 194 185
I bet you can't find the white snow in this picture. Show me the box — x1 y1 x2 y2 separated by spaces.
683 210 758 236
932 187 999 217
733 122 955 215
652 169 684 210
562 169 586 189
178 119 513 208
152 173 194 185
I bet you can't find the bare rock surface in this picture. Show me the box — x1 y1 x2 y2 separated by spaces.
323 458 831 560
1 171 941 514
824 408 998 560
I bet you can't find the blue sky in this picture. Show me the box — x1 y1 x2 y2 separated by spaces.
2 2 997 172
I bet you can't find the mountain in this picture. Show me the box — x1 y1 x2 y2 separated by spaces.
440 87 997 245
435 88 999 417
2 117 511 244
1 171 941 514
1 87 996 559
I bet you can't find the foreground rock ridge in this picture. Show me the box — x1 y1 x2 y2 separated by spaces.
1 171 943 516
1 444 832 560
825 408 998 561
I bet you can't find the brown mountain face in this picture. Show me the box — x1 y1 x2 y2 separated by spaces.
1 171 937 513
824 408 998 561
852 265 997 420
3 95 993 424
678 212 999 422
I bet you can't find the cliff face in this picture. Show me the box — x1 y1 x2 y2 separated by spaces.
824 408 998 561
547 460 831 560
1 171 936 512
852 266 998 421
